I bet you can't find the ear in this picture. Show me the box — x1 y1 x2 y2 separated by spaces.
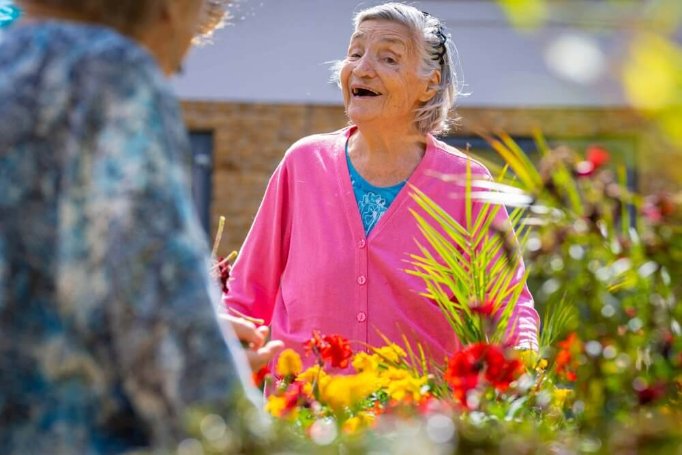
419 69 441 102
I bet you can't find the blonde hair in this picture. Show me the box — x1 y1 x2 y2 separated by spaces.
194 0 231 44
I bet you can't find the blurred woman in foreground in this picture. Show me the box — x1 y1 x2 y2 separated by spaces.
0 1 281 452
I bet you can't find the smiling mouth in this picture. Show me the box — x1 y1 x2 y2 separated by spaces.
352 87 381 97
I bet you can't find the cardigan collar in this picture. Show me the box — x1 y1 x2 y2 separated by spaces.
336 125 440 241
341 124 438 158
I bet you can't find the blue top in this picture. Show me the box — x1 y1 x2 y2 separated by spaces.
0 1 19 29
345 143 406 235
0 21 252 454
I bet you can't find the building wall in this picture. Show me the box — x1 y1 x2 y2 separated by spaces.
182 102 648 255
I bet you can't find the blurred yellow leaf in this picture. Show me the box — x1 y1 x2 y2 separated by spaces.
622 34 681 111
498 0 548 29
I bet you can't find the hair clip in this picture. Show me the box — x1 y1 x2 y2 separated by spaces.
433 26 447 65
422 11 447 66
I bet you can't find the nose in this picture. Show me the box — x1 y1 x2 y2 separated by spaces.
352 55 376 78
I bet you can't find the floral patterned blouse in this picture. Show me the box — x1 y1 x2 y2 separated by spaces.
0 21 254 454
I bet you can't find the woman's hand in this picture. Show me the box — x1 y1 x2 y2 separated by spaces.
219 313 284 371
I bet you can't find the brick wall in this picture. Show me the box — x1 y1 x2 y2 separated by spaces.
182 102 348 254
182 101 668 255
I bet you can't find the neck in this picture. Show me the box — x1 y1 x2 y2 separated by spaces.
351 125 427 162
135 28 175 75
348 126 428 186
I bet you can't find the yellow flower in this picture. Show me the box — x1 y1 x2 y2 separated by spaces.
384 369 428 401
265 395 288 417
374 344 407 364
552 388 574 409
296 364 327 384
517 349 544 370
319 373 377 412
352 352 380 373
276 349 302 377
342 412 376 434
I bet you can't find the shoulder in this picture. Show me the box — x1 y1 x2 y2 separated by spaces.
2 22 155 75
281 127 349 164
0 22 166 147
68 25 163 92
21 22 166 103
428 135 493 180
4 22 166 111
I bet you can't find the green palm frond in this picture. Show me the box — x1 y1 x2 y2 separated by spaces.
407 159 529 346
538 294 577 349
486 132 543 193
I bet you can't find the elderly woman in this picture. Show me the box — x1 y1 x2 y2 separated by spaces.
225 3 539 370
0 0 283 453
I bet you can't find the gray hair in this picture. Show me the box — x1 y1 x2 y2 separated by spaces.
333 2 462 135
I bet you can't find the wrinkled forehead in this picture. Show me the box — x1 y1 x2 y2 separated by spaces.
349 19 416 51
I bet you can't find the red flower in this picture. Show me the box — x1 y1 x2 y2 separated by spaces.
470 300 496 319
304 331 353 369
283 381 309 411
486 356 523 391
252 365 270 388
215 256 232 293
445 343 523 407
321 334 354 368
575 145 610 177
304 330 325 356
418 395 453 415
554 332 581 382
643 192 676 224
586 145 610 168
635 381 666 406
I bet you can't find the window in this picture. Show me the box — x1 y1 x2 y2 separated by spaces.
188 131 214 237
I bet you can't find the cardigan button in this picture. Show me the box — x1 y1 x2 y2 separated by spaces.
357 275 366 285
358 239 366 248
357 312 367 322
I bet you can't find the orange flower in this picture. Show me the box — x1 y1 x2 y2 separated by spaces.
554 332 581 382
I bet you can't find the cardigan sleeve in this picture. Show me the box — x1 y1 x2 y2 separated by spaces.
223 159 292 325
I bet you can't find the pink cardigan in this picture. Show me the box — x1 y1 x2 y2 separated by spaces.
224 126 539 371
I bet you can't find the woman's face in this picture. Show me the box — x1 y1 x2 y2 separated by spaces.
340 19 434 134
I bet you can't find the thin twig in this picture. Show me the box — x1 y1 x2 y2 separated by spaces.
211 215 226 258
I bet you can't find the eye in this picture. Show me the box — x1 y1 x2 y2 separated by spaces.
383 56 397 64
